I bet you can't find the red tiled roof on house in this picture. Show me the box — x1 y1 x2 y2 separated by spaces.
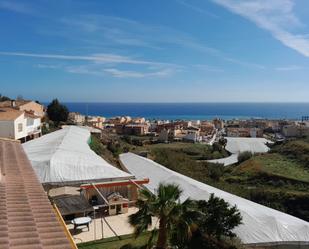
0 108 24 121
24 110 40 119
0 100 32 108
0 138 74 249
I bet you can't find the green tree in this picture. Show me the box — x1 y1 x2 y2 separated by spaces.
0 94 11 102
46 99 69 125
129 183 199 249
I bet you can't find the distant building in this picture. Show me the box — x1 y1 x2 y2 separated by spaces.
156 122 183 133
227 127 263 138
131 117 146 124
124 124 149 135
0 107 41 141
213 118 224 129
183 130 201 142
116 123 149 135
190 120 201 126
68 112 85 124
109 116 132 124
282 124 309 137
200 121 215 135
87 116 106 129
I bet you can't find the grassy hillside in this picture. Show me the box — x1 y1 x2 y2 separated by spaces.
147 138 309 222
133 141 229 160
272 139 309 168
225 152 309 221
228 153 309 184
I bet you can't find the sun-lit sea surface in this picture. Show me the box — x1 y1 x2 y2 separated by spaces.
61 102 309 120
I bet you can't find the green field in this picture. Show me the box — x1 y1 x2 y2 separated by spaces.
135 142 229 160
78 233 151 249
230 153 309 183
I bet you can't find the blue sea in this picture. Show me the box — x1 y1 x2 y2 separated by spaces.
62 103 309 120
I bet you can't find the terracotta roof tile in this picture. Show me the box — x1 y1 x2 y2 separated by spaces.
0 139 73 249
24 111 40 119
0 108 24 121
0 100 32 108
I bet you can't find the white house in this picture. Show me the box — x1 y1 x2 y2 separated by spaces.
25 112 42 138
0 108 41 141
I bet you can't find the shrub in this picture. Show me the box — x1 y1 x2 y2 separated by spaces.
173 194 243 249
237 151 253 163
207 163 225 181
196 194 242 239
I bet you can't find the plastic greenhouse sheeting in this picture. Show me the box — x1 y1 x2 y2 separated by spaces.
224 137 271 154
208 137 271 166
23 126 132 185
119 152 309 246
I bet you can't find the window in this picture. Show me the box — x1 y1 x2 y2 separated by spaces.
110 205 115 210
18 123 23 132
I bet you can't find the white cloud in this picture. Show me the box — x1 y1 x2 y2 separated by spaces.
193 64 224 72
104 68 173 78
58 14 220 53
56 14 265 69
36 64 61 69
64 66 174 78
212 0 309 57
0 51 171 66
275 65 303 71
175 0 219 18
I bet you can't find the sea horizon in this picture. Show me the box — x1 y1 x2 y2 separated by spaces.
47 102 309 121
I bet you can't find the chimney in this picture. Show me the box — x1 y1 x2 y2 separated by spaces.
11 100 16 108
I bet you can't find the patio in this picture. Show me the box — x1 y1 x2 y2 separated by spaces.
67 207 158 244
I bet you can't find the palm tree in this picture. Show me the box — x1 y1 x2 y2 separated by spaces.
129 183 199 249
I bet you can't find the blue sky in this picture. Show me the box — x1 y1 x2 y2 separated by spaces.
0 0 309 102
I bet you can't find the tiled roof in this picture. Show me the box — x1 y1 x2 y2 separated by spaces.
0 101 12 108
24 111 40 119
0 108 24 121
0 100 32 108
0 139 73 249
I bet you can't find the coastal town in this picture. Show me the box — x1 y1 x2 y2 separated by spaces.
1 97 309 249
68 110 309 142
1 98 309 146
